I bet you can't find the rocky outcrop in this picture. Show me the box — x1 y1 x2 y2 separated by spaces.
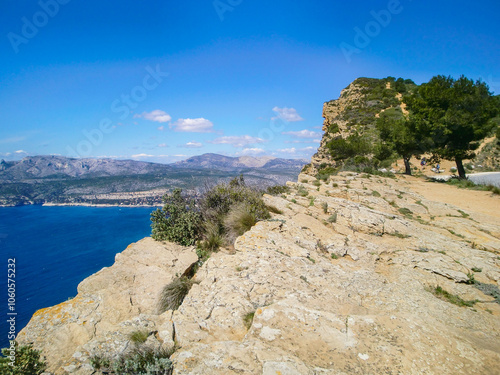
17 238 198 374
18 171 500 374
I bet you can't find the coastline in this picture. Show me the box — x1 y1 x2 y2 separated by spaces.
0 202 163 208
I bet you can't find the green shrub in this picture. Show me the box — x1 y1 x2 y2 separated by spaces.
111 346 173 375
313 180 321 187
224 203 258 240
316 166 337 181
308 196 315 206
427 286 477 307
151 188 202 246
129 330 150 345
89 354 111 371
297 185 308 197
321 202 328 213
372 190 381 197
266 185 290 195
201 176 269 228
398 207 413 216
327 213 338 223
0 343 47 375
158 277 193 313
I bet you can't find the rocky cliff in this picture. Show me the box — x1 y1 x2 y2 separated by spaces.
16 80 500 374
17 170 500 374
303 77 412 176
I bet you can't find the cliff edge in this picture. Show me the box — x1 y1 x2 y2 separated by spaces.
16 79 500 374
17 171 500 374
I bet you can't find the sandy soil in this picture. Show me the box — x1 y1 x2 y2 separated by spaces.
399 174 500 220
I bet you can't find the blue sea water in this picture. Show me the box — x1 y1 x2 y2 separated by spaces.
0 205 156 349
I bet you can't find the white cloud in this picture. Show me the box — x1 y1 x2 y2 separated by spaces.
135 110 172 123
158 126 165 131
14 150 28 154
272 107 304 122
131 153 154 158
181 141 203 148
158 143 168 148
282 129 321 138
276 147 297 154
170 118 214 133
240 148 265 155
209 135 264 148
275 146 316 157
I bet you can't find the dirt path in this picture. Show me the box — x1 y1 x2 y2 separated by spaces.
399 175 500 219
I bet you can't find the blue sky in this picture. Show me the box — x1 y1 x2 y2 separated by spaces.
1 0 499 163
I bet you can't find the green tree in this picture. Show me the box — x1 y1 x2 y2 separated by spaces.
376 112 427 175
151 188 202 246
405 75 497 178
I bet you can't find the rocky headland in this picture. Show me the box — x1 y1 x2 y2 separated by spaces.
17 170 500 374
16 78 500 374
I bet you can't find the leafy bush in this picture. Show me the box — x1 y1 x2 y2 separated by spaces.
0 342 47 375
266 185 290 195
151 188 202 246
157 277 193 313
326 133 371 162
101 347 173 375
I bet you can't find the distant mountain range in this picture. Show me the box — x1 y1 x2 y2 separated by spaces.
0 154 306 206
0 154 305 181
173 153 307 170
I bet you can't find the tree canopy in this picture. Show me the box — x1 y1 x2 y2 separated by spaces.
404 75 497 178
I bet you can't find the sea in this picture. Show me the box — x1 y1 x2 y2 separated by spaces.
0 205 156 349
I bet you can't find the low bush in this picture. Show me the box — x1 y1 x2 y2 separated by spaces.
427 286 477 307
151 188 202 246
0 342 47 375
152 176 271 249
266 185 290 195
297 185 308 197
129 330 150 345
91 347 174 375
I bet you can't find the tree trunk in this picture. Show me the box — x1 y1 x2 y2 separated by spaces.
403 157 412 175
455 157 466 179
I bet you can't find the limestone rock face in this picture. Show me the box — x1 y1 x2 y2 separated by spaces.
18 172 500 374
17 238 198 374
302 78 406 176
